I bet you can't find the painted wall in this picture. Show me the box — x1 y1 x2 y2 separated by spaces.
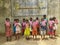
0 0 60 34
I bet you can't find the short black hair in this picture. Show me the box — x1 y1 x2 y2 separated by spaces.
17 19 19 21
26 19 29 23
23 18 25 22
49 18 53 20
36 17 39 20
43 15 46 17
53 17 56 19
14 19 17 21
23 18 25 20
30 17 32 21
6 18 10 20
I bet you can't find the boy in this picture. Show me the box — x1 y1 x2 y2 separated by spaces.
40 18 46 40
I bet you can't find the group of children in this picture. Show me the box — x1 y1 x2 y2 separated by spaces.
48 17 58 38
5 15 58 41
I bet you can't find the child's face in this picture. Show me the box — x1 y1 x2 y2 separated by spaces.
23 20 25 22
30 18 32 21
14 21 16 23
17 20 19 23
26 21 28 23
6 19 9 22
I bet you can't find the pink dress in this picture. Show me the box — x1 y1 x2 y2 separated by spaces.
22 22 26 33
35 20 39 28
5 21 12 37
48 20 54 35
49 20 54 28
32 22 37 35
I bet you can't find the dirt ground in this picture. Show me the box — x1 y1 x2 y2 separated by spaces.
0 35 60 45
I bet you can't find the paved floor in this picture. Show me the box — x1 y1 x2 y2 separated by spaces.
0 35 60 45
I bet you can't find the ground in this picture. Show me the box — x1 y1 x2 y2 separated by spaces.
0 35 60 45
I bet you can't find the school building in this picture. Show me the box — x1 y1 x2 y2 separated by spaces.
0 0 60 34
